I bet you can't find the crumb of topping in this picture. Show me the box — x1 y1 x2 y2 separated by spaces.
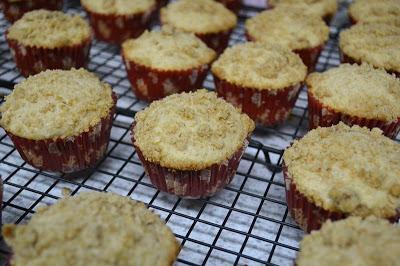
81 0 156 15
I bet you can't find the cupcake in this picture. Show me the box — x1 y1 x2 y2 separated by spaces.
122 28 216 102
160 0 237 54
245 7 329 72
283 123 400 233
267 0 338 23
6 10 91 77
132 90 255 198
348 0 400 24
0 69 116 173
211 42 307 126
217 0 242 14
297 217 400 265
339 22 400 77
307 63 400 139
0 0 63 23
3 192 180 266
81 0 157 44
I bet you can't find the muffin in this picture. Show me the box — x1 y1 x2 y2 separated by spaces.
6 10 91 77
348 0 400 24
122 28 216 102
245 7 329 72
267 0 337 23
339 22 400 77
132 90 255 198
307 64 400 139
297 217 400 265
0 69 116 173
3 192 180 266
217 0 242 14
211 42 307 126
81 0 156 44
283 123 400 232
160 0 237 54
0 0 63 23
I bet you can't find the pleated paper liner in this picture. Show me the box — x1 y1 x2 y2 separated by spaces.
213 76 302 126
218 0 242 14
340 50 400 78
132 123 249 199
122 58 210 102
82 5 156 44
283 165 400 233
6 33 91 77
6 93 117 173
0 0 63 23
308 90 400 139
196 29 233 54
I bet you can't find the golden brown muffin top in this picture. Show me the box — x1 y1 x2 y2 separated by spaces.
307 64 400 121
3 192 180 266
133 90 255 170
0 69 114 140
349 0 400 23
7 10 91 48
211 42 307 90
81 0 156 15
283 123 400 218
269 0 338 18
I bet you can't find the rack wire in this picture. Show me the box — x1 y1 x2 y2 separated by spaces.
0 1 395 265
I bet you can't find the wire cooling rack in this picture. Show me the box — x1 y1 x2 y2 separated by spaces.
1 1 394 266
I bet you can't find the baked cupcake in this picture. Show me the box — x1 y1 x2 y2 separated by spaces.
3 192 180 266
160 0 237 54
81 0 156 44
339 22 400 77
217 0 242 14
0 69 116 173
122 28 216 102
283 123 400 233
348 0 400 24
297 217 400 265
0 0 63 23
132 90 255 198
6 10 91 77
267 0 338 23
211 42 307 126
307 63 400 139
245 7 329 72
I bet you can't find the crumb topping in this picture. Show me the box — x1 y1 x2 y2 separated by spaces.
0 69 114 140
269 0 338 18
160 0 237 34
122 28 216 70
245 7 329 50
283 123 400 218
349 0 400 23
297 217 400 266
2 192 179 266
307 63 400 121
7 10 91 48
81 0 156 15
339 23 400 73
133 90 255 170
211 42 307 90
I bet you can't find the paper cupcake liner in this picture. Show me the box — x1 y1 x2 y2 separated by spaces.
213 76 302 126
218 0 242 14
132 123 249 199
83 6 156 44
340 50 400 78
6 93 117 173
196 29 233 54
6 33 91 77
122 58 210 102
308 90 400 139
0 0 63 23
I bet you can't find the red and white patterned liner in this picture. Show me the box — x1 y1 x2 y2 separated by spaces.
196 29 233 55
218 0 242 14
308 90 400 139
82 5 156 44
0 0 63 23
122 57 210 102
5 93 117 173
132 123 249 199
213 76 302 126
6 32 91 77
283 164 400 233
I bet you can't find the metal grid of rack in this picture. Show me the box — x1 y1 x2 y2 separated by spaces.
0 1 395 265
